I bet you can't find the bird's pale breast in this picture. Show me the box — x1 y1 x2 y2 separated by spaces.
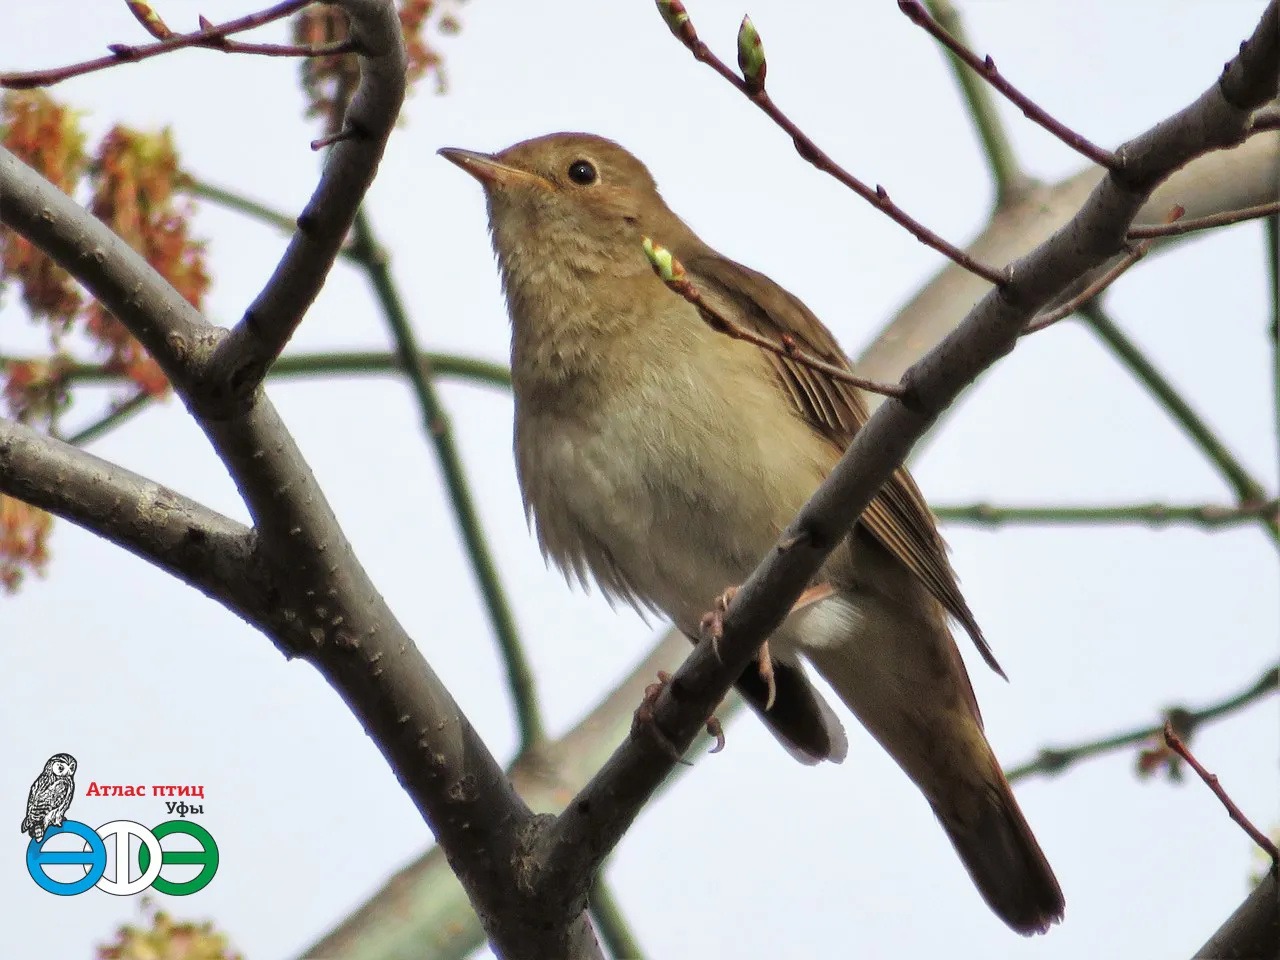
513 298 834 636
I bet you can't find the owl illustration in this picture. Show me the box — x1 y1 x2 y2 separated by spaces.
21 753 77 842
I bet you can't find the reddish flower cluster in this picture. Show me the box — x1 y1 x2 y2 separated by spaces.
0 496 51 592
295 0 458 131
1 90 87 324
86 126 209 396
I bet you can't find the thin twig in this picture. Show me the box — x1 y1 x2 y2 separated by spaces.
657 4 1007 286
1079 302 1280 543
16 351 514 391
1163 721 1280 864
1023 244 1149 334
933 500 1280 529
641 239 905 398
0 0 315 89
899 0 1118 170
1006 664 1279 783
1128 199 1280 238
347 209 544 751
588 880 647 960
922 0 1028 204
1025 205 1182 333
179 175 308 238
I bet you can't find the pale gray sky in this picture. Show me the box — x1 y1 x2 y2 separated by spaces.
2 2 1277 958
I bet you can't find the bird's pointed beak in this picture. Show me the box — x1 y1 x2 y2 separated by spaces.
438 147 550 191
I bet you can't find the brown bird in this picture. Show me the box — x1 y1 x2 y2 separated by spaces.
441 132 1064 935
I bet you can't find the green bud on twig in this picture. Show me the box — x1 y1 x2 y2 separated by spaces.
655 0 698 44
642 237 686 284
737 15 766 92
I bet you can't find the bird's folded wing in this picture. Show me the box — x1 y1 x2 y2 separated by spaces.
684 252 1003 678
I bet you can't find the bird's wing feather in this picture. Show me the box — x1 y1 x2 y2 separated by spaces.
683 252 1003 677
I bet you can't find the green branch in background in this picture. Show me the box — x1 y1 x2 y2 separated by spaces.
934 500 1279 529
922 0 1030 205
1007 663 1279 784
0 351 512 450
1266 212 1279 494
180 174 323 247
589 878 646 960
64 390 153 446
345 207 544 751
1080 301 1279 544
271 350 511 389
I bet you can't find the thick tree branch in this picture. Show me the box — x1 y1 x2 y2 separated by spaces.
290 27 1280 960
1192 869 1280 959
346 208 542 751
298 627 735 960
0 416 268 625
0 2 601 955
531 0 1280 910
203 1 408 406
857 131 1280 395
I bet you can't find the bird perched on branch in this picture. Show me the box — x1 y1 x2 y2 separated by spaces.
441 132 1064 935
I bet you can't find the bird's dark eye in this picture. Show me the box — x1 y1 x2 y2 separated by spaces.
567 160 597 185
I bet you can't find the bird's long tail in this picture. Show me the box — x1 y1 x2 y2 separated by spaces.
931 770 1065 935
799 594 1064 935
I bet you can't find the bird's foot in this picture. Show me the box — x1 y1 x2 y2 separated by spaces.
631 670 726 760
699 584 779 711
698 585 739 662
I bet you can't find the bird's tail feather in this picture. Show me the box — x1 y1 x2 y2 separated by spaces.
933 774 1065 936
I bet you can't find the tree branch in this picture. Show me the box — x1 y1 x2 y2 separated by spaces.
19 351 513 391
1128 198 1280 238
0 3 602 954
202 1 408 406
346 208 543 751
900 0 1116 169
933 500 1280 530
921 0 1029 204
1267 212 1280 502
0 416 268 625
299 627 723 960
1079 301 1279 543
1006 663 1279 783
64 390 153 446
589 879 646 960
294 25 1280 960
1192 869 1279 959
656 1 1007 285
856 131 1280 397
1163 721 1280 863
0 0 311 89
531 0 1280 910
